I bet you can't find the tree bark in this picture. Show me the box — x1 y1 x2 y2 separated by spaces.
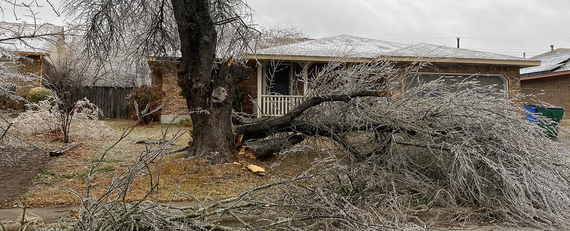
171 0 252 164
243 134 305 159
171 0 224 163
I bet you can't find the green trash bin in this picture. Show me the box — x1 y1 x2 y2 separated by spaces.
536 105 565 137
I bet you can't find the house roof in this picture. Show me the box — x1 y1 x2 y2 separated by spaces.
251 34 540 67
0 22 64 55
255 34 409 60
255 37 313 50
520 48 570 79
530 48 570 59
521 53 570 76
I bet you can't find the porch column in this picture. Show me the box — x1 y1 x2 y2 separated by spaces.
299 62 311 95
256 61 264 118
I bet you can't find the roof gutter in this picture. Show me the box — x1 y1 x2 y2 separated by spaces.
377 56 540 67
521 70 570 81
247 54 541 67
246 54 373 63
19 52 50 56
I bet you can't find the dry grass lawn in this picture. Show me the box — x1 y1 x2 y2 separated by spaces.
20 120 325 208
21 119 570 211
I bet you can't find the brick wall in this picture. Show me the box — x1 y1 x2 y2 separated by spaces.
521 74 570 119
149 60 189 120
153 59 526 118
239 68 258 114
16 55 43 97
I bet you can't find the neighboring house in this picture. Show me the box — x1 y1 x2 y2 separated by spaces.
150 34 539 123
520 48 570 119
0 22 65 97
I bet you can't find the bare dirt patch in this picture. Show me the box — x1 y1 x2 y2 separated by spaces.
0 147 50 207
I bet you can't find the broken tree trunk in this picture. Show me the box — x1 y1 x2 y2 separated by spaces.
242 134 304 159
232 90 391 159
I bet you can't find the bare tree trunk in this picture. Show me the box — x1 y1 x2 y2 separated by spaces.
171 0 222 163
171 0 251 163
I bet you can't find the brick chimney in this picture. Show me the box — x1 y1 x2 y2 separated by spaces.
551 45 554 51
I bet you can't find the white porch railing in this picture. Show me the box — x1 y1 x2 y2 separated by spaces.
260 95 304 117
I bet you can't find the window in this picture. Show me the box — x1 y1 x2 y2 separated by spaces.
265 64 291 95
406 73 507 92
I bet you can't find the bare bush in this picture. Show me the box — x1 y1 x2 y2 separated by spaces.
13 97 112 142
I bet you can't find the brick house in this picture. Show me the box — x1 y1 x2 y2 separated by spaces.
150 35 539 123
0 22 65 97
520 48 570 119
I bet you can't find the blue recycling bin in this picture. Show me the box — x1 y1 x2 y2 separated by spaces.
523 104 538 123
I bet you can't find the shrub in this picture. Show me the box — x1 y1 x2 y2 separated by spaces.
27 87 53 104
13 98 112 142
126 85 161 125
178 117 192 127
232 84 248 112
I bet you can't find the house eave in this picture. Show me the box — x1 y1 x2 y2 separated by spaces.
246 54 373 63
247 54 541 67
521 71 570 81
19 52 50 56
381 56 541 67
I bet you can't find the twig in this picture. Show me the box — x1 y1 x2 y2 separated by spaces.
49 142 80 157
0 122 12 145
18 205 26 231
164 146 189 155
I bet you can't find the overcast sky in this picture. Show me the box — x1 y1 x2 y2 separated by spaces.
247 0 570 58
3 0 570 58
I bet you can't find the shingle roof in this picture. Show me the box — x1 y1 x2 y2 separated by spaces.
255 37 313 50
520 52 570 76
530 48 570 59
256 34 409 59
254 34 536 65
388 43 530 61
0 22 63 55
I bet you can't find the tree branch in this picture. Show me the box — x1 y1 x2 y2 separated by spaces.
235 90 390 140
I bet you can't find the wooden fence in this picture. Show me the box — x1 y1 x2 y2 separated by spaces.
82 87 134 119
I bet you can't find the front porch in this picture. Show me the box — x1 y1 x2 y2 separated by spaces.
254 61 312 117
259 95 304 117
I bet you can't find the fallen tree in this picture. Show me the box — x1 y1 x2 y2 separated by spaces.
233 64 570 229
